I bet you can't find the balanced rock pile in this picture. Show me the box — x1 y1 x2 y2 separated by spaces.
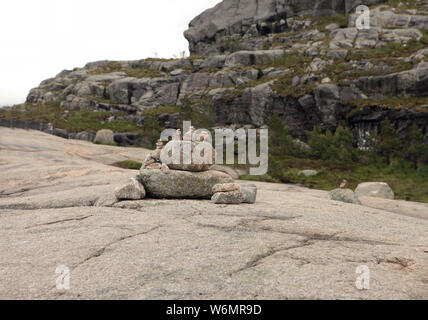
114 128 258 205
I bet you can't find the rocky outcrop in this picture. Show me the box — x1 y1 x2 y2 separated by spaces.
348 106 428 150
353 62 428 98
184 0 387 55
5 0 425 151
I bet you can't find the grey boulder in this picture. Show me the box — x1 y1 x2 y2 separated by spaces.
75 131 94 142
329 188 361 205
52 128 68 139
355 182 395 200
114 132 140 146
94 129 115 145
240 184 258 204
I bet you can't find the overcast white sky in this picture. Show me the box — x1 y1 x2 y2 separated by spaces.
0 0 221 106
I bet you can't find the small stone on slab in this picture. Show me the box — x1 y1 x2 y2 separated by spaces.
240 184 257 204
115 177 146 200
211 190 245 204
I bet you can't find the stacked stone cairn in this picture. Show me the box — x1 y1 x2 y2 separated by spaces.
114 127 258 204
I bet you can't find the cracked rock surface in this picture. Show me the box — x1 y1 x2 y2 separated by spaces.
0 128 427 299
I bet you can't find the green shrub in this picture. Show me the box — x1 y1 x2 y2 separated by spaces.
374 118 403 165
139 115 164 149
179 96 215 129
307 125 359 163
268 114 296 156
405 123 428 169
113 160 142 170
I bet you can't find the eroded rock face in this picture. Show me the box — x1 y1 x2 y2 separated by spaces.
138 169 233 199
184 0 387 55
353 62 428 98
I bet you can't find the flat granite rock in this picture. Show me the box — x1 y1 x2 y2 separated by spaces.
1 128 428 300
138 168 233 199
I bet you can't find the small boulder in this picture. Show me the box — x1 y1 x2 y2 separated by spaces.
240 184 258 204
212 183 241 193
94 129 115 145
75 131 94 142
298 170 318 177
329 188 361 205
355 182 394 200
170 69 185 76
114 132 140 146
211 190 245 204
115 178 146 200
52 128 68 139
325 23 339 31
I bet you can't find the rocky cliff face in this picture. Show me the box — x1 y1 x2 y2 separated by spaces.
184 0 387 55
18 0 428 147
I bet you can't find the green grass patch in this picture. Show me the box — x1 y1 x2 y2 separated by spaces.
421 29 428 46
89 61 161 78
0 102 134 134
311 14 349 30
140 105 181 117
347 41 425 60
124 68 160 78
113 160 142 170
379 0 427 13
